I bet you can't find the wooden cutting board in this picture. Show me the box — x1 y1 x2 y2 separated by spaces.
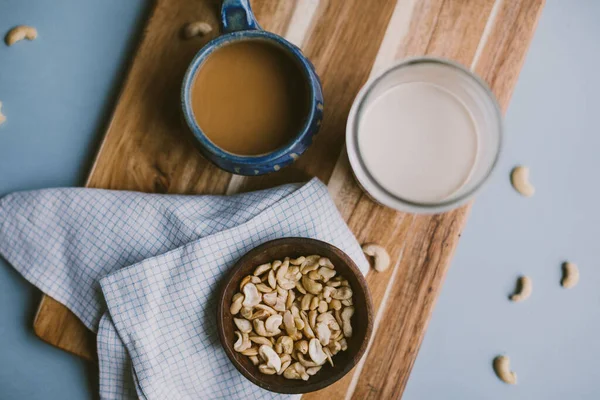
33 0 544 397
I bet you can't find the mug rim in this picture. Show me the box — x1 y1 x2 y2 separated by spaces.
181 30 318 166
346 56 503 214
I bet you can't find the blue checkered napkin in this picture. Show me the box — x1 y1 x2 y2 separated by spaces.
0 179 369 399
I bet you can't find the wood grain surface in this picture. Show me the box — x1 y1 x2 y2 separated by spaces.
33 0 544 396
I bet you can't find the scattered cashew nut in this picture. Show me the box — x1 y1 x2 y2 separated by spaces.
0 102 5 126
5 25 38 46
509 276 532 302
493 355 517 384
561 261 579 289
362 243 391 272
510 166 535 197
182 21 212 40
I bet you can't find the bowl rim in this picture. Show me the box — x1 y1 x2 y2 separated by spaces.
216 237 374 394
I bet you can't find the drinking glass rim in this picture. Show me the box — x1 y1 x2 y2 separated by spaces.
346 56 503 213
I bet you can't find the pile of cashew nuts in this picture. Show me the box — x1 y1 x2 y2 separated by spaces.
230 255 354 380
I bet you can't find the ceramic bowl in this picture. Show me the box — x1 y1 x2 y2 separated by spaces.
216 237 373 394
181 0 323 176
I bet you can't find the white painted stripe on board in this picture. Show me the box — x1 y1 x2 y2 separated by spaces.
471 0 504 70
344 244 409 400
285 0 321 47
327 0 417 202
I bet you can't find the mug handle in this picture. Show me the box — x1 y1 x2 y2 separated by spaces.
221 0 261 33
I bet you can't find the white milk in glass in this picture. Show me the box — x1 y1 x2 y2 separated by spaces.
347 59 502 213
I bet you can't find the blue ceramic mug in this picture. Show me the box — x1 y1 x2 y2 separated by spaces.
181 0 324 176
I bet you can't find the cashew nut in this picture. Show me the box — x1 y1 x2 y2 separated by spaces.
328 340 342 355
319 257 334 269
306 366 322 376
241 347 258 356
294 340 309 354
300 311 315 339
295 281 307 294
254 304 276 315
282 310 297 337
233 331 251 352
290 256 306 265
233 318 252 333
362 243 391 272
254 263 271 276
329 299 342 310
323 346 334 367
301 256 320 274
265 314 283 333
239 275 260 291
249 355 259 365
240 307 253 320
230 293 244 315
302 276 323 295
249 336 272 347
509 276 532 302
0 102 5 126
308 270 321 281
318 300 328 313
308 338 327 366
286 289 295 310
322 286 336 302
283 362 309 380
276 259 296 290
298 352 320 368
510 166 535 197
242 283 261 307
341 306 354 338
271 260 282 270
258 364 277 375
317 312 341 331
301 294 313 311
308 310 318 332
332 286 353 300
318 267 336 282
248 309 270 320
267 270 276 289
493 355 517 384
253 319 281 337
278 359 292 375
262 291 278 306
310 296 320 311
315 321 331 346
255 283 273 293
5 26 38 46
182 21 212 39
561 261 579 289
259 345 281 372
277 336 294 354
294 317 304 330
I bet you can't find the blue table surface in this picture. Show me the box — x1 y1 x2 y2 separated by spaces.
0 1 598 399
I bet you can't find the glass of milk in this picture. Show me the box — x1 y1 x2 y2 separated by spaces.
346 57 502 213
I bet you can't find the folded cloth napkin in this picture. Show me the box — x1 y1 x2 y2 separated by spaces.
0 178 369 400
